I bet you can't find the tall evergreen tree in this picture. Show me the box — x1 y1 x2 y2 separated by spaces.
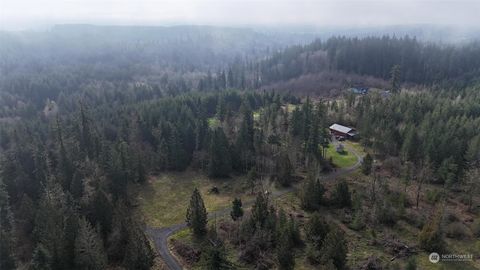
332 181 352 208
186 188 208 238
208 128 232 177
390 64 402 93
275 151 293 187
300 176 325 211
230 198 244 221
0 178 16 270
362 153 373 175
200 242 233 270
320 228 348 270
74 218 107 270
31 244 52 270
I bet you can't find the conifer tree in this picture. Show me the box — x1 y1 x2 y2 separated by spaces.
200 242 233 270
236 100 255 171
124 220 155 270
0 179 16 270
34 179 69 270
276 225 295 270
251 193 269 228
362 153 373 175
208 128 232 177
300 176 325 211
246 168 258 194
419 211 445 252
230 198 243 221
74 218 107 270
390 64 402 93
332 181 352 208
186 188 208 237
275 151 293 187
320 228 348 270
31 244 51 270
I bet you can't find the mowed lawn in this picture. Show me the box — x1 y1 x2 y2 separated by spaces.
325 143 358 168
138 171 253 227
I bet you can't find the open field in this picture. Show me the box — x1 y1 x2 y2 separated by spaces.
138 171 255 227
207 117 221 129
325 143 358 168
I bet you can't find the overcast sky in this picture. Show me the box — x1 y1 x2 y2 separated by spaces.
1 0 480 31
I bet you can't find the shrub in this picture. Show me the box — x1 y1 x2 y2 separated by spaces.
406 257 417 270
349 210 366 231
419 213 445 252
445 222 467 239
383 156 401 176
472 219 480 237
426 189 442 204
332 181 352 208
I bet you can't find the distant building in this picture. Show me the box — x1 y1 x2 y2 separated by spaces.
350 87 369 95
329 123 357 140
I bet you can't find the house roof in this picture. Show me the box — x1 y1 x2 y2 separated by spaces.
329 124 353 134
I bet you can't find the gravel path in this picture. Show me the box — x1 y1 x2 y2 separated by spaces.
146 142 363 270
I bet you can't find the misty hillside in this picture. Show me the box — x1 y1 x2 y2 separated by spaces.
0 24 314 74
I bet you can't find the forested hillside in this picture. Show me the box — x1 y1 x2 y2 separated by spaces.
255 36 480 93
1 25 480 270
0 25 312 118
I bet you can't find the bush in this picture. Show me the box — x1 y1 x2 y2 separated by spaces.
406 257 417 270
471 219 480 237
332 181 352 208
349 210 366 231
445 222 467 239
383 156 401 176
419 213 445 252
426 189 442 204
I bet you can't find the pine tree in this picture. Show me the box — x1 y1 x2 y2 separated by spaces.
200 242 233 270
74 218 107 270
305 213 330 264
31 244 52 270
208 128 232 177
390 64 401 93
419 211 445 252
362 153 373 175
290 107 303 137
123 220 155 270
216 96 227 121
300 175 325 211
320 228 348 270
251 193 269 228
236 101 255 171
401 126 420 162
186 188 208 238
90 188 113 239
276 225 295 270
34 179 69 270
275 151 293 187
246 168 258 194
332 181 352 208
0 178 16 270
230 198 243 221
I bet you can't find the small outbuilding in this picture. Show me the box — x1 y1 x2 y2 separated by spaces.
329 123 357 140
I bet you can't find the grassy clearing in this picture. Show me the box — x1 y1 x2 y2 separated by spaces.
207 117 220 129
344 141 367 156
138 171 254 227
325 143 358 168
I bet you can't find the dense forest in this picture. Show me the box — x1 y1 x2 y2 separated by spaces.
256 36 480 87
1 25 480 270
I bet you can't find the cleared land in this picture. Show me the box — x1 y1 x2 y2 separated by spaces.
325 143 358 168
138 171 257 227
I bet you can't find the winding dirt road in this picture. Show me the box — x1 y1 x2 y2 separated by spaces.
146 142 363 270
